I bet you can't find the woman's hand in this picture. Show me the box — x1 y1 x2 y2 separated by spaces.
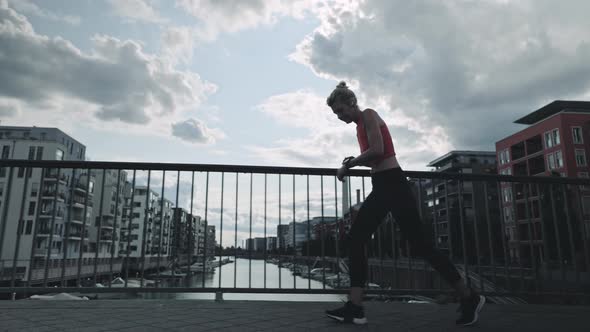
337 156 354 181
337 165 348 181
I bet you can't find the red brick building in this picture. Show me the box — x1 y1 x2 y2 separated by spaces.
495 100 590 265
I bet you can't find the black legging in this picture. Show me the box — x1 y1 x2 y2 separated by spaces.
348 167 461 287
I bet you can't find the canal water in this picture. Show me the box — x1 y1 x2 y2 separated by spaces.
144 258 344 302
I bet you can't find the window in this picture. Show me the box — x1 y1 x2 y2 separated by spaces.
576 149 587 167
503 187 512 202
579 172 589 190
544 132 553 148
505 149 510 163
573 127 584 144
0 145 10 178
552 129 560 146
1 145 9 159
36 146 44 160
547 153 557 170
28 201 36 216
18 219 24 235
555 150 564 168
0 182 3 196
17 167 25 178
28 146 35 160
55 149 64 160
31 182 39 197
25 220 33 235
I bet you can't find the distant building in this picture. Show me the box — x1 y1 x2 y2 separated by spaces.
426 151 502 264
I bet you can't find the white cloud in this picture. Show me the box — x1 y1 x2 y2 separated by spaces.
6 0 80 25
161 25 197 64
253 89 452 170
0 98 21 117
175 0 321 41
172 118 225 144
0 1 222 143
255 89 333 130
291 0 590 156
107 0 165 24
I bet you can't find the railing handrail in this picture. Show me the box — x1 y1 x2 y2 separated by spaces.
1 159 588 184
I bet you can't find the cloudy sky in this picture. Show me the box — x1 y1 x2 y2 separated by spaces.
3 0 590 170
2 0 590 245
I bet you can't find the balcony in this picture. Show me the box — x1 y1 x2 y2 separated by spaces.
39 210 64 219
44 171 67 184
41 191 66 201
33 248 59 256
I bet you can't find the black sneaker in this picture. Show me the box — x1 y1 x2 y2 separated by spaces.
325 301 367 325
456 292 486 326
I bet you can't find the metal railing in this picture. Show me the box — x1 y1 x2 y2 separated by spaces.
0 160 589 303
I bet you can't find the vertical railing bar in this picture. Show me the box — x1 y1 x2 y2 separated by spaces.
72 168 90 286
172 170 180 282
469 181 483 293
123 170 136 288
44 168 61 287
293 174 296 290
561 184 579 283
321 175 325 289
248 173 253 289
523 183 539 294
444 180 454 267
11 164 31 288
188 171 195 278
549 185 565 286
156 171 166 283
406 240 414 290
334 176 340 288
0 167 15 276
202 172 209 286
535 182 550 288
278 174 282 289
263 173 267 289
139 171 151 287
234 173 238 288
306 175 311 290
61 168 76 287
218 172 225 288
93 169 107 285
431 179 442 290
575 185 590 285
390 216 397 289
109 170 121 287
483 182 497 287
80 170 91 287
457 178 470 289
362 177 366 200
511 182 525 292
417 178 427 290
495 181 511 293
27 167 46 288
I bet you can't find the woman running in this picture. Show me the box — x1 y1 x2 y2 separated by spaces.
324 81 485 326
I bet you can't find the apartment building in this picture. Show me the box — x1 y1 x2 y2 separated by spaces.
495 100 590 265
0 126 95 283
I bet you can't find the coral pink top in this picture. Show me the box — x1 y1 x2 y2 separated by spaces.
356 113 395 159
